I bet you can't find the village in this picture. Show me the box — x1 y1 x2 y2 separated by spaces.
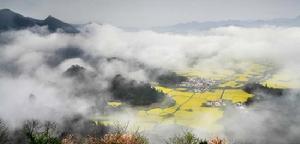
176 77 247 109
178 77 217 92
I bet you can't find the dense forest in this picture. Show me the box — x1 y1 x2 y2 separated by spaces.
156 72 187 86
243 83 288 105
111 74 165 106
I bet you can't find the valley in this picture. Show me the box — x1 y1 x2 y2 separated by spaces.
98 61 300 132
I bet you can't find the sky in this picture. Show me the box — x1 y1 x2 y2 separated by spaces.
1 0 300 28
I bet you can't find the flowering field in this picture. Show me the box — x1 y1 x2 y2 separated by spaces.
101 62 300 132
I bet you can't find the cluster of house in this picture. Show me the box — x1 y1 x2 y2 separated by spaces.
204 99 226 107
178 77 216 92
203 99 246 109
235 102 246 109
176 76 248 109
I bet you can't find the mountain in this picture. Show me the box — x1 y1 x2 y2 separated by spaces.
0 9 79 33
42 15 79 33
153 16 300 33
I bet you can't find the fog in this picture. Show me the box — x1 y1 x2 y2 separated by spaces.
221 90 300 144
0 24 300 143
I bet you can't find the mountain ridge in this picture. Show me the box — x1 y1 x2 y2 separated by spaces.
0 9 79 33
152 16 300 33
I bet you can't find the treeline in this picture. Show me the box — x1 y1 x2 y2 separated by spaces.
110 74 165 106
156 72 187 86
0 118 227 144
243 83 288 105
243 83 287 96
0 118 148 144
0 115 109 144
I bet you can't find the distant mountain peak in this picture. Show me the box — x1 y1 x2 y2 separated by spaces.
45 15 56 20
153 15 300 33
0 9 78 33
45 15 52 18
42 15 79 33
0 8 14 13
44 15 64 24
0 8 20 17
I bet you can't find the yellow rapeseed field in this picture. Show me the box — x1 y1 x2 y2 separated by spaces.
100 62 296 132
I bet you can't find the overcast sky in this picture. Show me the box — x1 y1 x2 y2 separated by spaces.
1 0 300 28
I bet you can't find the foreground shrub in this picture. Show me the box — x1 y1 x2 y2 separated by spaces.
99 123 148 144
61 135 79 144
100 133 148 144
23 120 60 144
61 132 148 144
0 119 9 144
166 131 208 144
208 137 226 144
166 131 227 144
61 123 149 144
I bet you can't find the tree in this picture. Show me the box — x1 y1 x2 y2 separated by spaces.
22 120 60 144
0 119 9 144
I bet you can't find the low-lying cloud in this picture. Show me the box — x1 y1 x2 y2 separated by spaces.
0 24 300 143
